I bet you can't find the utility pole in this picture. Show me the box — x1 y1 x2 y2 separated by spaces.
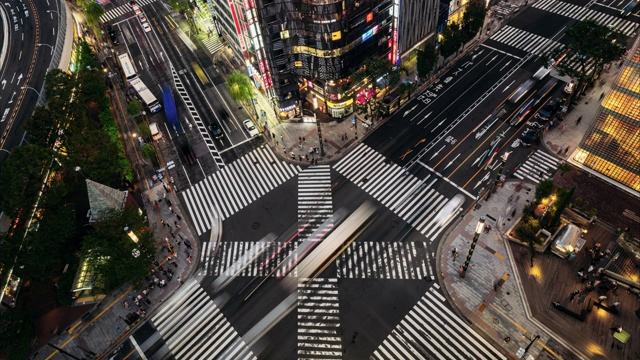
460 217 486 278
315 111 324 156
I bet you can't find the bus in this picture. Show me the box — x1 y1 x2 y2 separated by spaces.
191 62 209 85
117 53 137 81
130 78 162 113
621 0 638 17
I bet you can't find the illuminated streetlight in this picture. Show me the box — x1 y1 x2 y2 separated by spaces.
460 216 486 278
37 43 55 55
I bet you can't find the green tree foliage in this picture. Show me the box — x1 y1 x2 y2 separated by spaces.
127 99 143 117
461 0 487 43
534 179 554 202
351 58 400 122
138 123 151 140
0 145 53 218
552 20 624 84
549 186 575 228
24 107 57 148
0 307 35 360
169 0 190 13
440 22 463 58
417 43 437 80
141 143 158 167
83 1 105 27
227 71 254 104
79 208 155 293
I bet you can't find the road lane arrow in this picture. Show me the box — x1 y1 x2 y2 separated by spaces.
8 91 16 104
416 111 432 125
474 172 490 189
431 118 446 132
503 80 515 93
486 55 498 64
403 104 417 117
500 60 512 71
16 73 23 83
1 80 6 89
429 144 445 161
443 154 460 170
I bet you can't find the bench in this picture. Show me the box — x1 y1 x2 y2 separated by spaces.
593 300 619 314
552 302 586 321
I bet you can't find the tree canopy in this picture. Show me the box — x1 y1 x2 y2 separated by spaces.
461 0 487 43
440 22 463 58
227 71 254 104
417 43 437 80
127 99 143 117
551 19 625 83
83 1 105 27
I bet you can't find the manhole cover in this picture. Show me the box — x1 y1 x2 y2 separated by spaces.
251 222 260 230
493 318 500 324
391 220 399 228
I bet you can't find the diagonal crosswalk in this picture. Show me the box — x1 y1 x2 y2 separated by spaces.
337 241 434 280
489 25 561 55
334 144 451 242
100 0 158 23
151 279 256 360
298 165 333 239
533 0 638 37
372 285 506 360
180 145 301 235
298 278 343 359
513 149 560 184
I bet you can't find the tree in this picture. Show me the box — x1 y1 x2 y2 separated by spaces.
127 99 143 117
417 43 437 80
534 179 554 202
551 20 624 86
83 1 105 27
24 107 57 148
351 58 399 123
138 123 151 140
461 0 487 43
440 22 463 58
79 207 155 293
141 143 158 167
0 145 53 218
169 0 190 13
549 186 575 228
227 71 254 105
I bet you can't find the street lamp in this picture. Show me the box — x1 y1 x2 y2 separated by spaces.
21 86 46 103
460 216 486 278
37 43 54 55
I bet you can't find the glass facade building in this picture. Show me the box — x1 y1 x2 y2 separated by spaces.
574 37 640 192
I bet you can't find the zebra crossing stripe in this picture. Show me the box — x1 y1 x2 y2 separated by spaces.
151 280 256 360
337 241 433 279
180 146 301 235
489 25 561 55
335 144 451 242
373 287 506 360
298 278 343 359
299 166 333 239
100 0 158 22
533 0 637 36
202 37 225 54
514 150 559 184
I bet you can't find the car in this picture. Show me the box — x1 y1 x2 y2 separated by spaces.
509 98 536 126
536 98 561 120
564 81 575 94
520 129 539 147
142 22 152 33
243 119 259 137
208 122 224 139
138 13 147 22
219 109 230 121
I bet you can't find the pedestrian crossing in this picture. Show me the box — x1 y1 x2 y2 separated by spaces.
372 285 506 360
489 25 561 55
298 165 333 239
297 278 343 359
533 0 638 36
337 241 435 280
181 145 302 235
202 36 225 54
100 0 158 23
198 240 299 277
513 149 560 184
151 279 256 360
334 144 452 242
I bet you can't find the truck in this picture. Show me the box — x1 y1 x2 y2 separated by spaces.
162 85 183 135
149 122 162 141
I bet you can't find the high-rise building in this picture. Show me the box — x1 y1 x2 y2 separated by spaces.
574 37 640 192
207 0 441 119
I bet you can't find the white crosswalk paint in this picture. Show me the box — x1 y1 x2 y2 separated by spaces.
199 240 300 277
334 144 451 242
151 279 257 360
298 165 333 238
180 145 301 235
533 0 638 36
372 286 506 360
298 278 343 359
202 36 225 54
100 0 158 22
337 242 434 280
513 149 560 184
489 25 561 55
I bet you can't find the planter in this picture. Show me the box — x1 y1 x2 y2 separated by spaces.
564 207 597 226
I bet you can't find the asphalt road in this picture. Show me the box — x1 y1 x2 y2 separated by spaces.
0 0 60 162
106 0 640 359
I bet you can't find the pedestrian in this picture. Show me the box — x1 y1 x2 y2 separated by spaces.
612 301 620 307
452 247 458 257
280 135 284 142
576 116 582 124
166 199 172 206
302 137 305 142
291 151 295 159
160 219 165 225
599 92 604 100
176 214 182 221
298 155 302 161
163 193 167 199
298 136 302 142
598 295 607 303
177 241 181 247
174 220 178 226
299 143 303 150
569 293 576 302
271 132 275 139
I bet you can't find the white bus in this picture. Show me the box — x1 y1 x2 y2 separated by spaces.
117 53 137 81
130 77 162 113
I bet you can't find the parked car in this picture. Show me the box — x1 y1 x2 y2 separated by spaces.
208 122 224 139
536 98 561 120
243 119 259 137
520 129 539 147
138 13 147 23
564 81 575 94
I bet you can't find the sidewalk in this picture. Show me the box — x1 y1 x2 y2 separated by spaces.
439 181 584 359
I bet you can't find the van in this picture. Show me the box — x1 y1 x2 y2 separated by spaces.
551 223 586 258
150 122 162 141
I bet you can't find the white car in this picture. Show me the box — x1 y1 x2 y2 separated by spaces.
138 13 147 23
243 119 259 137
142 22 152 33
564 82 575 94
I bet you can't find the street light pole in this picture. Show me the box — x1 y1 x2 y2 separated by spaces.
315 111 324 156
460 216 486 278
21 86 46 103
37 43 55 55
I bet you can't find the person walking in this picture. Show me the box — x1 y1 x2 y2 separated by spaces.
576 116 582 125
